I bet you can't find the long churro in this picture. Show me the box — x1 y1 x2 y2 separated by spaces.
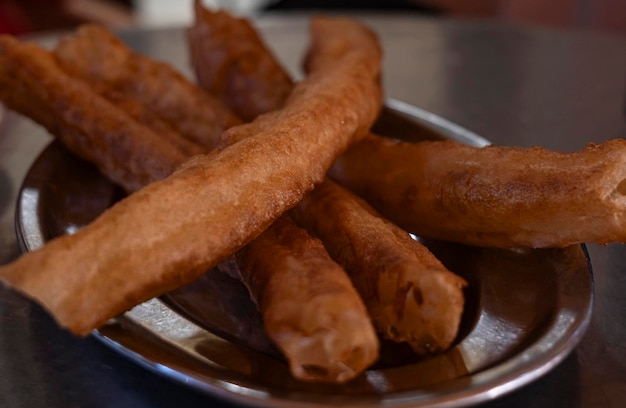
190 7 381 380
330 136 626 248
53 24 241 149
0 36 187 193
190 5 467 352
0 16 383 336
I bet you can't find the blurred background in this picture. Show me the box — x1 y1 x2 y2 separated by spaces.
0 0 624 36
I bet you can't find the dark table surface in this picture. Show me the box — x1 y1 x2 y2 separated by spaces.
1 13 625 408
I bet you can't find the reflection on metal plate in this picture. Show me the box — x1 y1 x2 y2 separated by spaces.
14 101 593 408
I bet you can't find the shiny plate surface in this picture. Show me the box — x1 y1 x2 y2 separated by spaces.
14 102 593 408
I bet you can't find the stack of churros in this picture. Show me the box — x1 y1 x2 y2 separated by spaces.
1 1 625 384
188 2 466 359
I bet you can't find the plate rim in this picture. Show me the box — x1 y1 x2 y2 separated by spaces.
13 99 594 408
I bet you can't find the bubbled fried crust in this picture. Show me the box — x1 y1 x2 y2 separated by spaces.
188 0 293 122
192 8 466 355
0 16 383 336
330 135 626 248
292 180 466 354
236 216 379 383
53 24 241 149
0 36 187 193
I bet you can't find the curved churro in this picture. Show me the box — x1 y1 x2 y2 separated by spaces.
191 6 466 353
330 135 626 248
0 16 383 336
189 5 381 380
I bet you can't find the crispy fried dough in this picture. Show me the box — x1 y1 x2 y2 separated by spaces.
0 36 187 193
292 180 466 354
190 5 381 380
192 7 466 353
188 0 293 122
0 16 382 335
233 215 379 383
53 24 241 149
330 136 626 248
95 87 206 158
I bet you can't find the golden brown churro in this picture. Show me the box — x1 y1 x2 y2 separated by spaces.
330 136 626 248
2 17 380 382
233 215 379 383
94 86 207 158
0 16 383 336
191 6 467 352
291 180 466 354
188 0 293 122
53 24 241 149
0 36 187 193
189 8 381 380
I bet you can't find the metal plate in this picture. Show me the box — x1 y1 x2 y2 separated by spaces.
14 101 593 407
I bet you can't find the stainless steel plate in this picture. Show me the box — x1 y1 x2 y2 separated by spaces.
14 101 593 408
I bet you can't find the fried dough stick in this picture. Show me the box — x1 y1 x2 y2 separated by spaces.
53 24 241 149
95 87 206 159
2 22 378 380
231 216 378 383
291 180 466 354
0 36 187 193
330 136 626 248
190 3 464 354
188 0 293 122
191 6 625 249
190 6 382 378
190 5 466 354
188 4 379 379
0 16 383 336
